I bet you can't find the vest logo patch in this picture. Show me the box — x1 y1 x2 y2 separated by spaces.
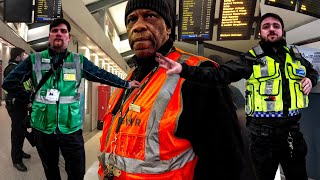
63 68 76 81
122 115 141 127
295 68 306 77
64 74 76 81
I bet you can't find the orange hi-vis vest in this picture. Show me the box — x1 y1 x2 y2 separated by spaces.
98 48 214 180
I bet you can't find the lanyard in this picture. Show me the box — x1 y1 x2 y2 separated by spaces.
115 66 158 133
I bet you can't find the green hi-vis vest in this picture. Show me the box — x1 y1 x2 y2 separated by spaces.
245 45 308 116
30 50 84 134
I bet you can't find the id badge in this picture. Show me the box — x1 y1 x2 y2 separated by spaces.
45 89 60 102
129 103 141 113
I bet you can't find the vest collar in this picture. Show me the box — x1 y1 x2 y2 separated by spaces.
8 59 20 65
48 47 68 58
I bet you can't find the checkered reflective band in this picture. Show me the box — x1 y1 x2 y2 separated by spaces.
251 110 300 118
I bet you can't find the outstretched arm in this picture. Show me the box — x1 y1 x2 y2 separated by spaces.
156 52 253 85
83 57 139 89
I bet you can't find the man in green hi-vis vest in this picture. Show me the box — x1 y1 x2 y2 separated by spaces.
2 18 139 180
157 13 319 180
3 47 31 172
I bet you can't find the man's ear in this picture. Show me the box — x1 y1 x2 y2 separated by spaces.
283 30 286 38
166 27 171 36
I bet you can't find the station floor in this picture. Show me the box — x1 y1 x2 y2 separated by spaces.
0 101 290 180
0 101 101 180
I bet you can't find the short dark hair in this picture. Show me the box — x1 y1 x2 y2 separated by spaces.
10 47 25 60
260 13 284 29
49 18 71 32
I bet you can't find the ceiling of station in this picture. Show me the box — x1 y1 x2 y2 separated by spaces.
25 0 319 63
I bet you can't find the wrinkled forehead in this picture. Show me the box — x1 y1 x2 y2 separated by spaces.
127 9 159 18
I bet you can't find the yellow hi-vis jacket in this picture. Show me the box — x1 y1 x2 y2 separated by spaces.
245 45 308 117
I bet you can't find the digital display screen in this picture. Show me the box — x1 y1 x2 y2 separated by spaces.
4 0 33 23
217 0 256 41
34 0 63 23
298 0 320 18
178 0 215 40
264 0 297 11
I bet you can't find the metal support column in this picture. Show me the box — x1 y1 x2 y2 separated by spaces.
197 40 204 56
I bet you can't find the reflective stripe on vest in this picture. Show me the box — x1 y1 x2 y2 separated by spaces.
99 49 210 178
102 145 195 174
33 52 82 104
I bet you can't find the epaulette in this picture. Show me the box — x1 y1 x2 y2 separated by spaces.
290 45 303 60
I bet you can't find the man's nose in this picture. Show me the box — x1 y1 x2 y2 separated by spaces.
56 30 64 35
132 17 147 32
269 25 276 31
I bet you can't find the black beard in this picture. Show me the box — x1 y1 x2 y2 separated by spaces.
260 38 286 49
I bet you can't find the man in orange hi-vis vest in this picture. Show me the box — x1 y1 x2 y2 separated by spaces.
98 0 248 179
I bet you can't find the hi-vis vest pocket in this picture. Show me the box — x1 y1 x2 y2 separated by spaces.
31 102 48 130
259 79 281 96
253 60 280 82
287 63 306 80
245 83 255 115
293 82 308 109
67 102 81 129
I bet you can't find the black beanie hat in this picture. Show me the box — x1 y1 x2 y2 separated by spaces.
260 13 284 29
10 47 25 60
125 0 172 28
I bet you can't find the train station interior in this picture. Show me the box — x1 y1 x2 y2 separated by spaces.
0 0 319 179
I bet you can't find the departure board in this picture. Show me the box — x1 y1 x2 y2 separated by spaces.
217 0 256 41
178 0 215 40
265 0 297 11
4 0 33 22
34 0 62 23
298 0 320 18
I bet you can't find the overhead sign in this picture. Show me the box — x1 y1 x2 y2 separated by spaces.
298 0 320 18
265 0 297 11
4 0 33 23
178 0 215 41
217 0 256 41
34 0 62 23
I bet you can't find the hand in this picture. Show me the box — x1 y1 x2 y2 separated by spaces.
156 52 182 75
129 80 140 88
300 78 312 95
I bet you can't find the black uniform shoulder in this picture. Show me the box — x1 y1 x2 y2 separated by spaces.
4 61 19 77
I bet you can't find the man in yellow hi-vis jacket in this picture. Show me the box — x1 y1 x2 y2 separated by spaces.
157 13 319 180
